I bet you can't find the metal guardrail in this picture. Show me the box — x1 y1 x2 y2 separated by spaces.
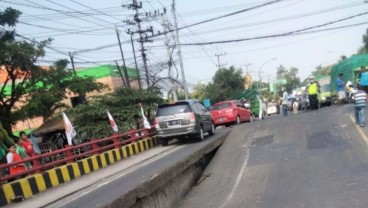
0 128 155 183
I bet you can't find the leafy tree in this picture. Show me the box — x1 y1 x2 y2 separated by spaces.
18 60 106 121
276 65 301 93
0 123 14 156
191 83 207 101
205 66 244 103
358 28 368 54
312 64 332 77
67 88 163 139
0 8 105 136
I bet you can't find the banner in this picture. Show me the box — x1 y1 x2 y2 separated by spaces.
140 106 151 129
62 113 77 145
107 110 118 132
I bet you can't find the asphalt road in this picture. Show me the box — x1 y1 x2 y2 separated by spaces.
8 128 229 208
179 105 368 208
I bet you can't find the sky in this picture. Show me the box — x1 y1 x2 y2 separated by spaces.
1 0 368 91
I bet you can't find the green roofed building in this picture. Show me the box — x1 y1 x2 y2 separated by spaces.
331 54 368 91
76 64 138 79
10 64 140 133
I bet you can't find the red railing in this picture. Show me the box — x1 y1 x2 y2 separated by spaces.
0 128 155 183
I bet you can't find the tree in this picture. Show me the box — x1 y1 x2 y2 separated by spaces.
0 8 105 136
312 64 332 77
276 65 301 93
191 83 207 101
18 59 106 121
67 88 163 140
357 28 368 54
205 66 244 103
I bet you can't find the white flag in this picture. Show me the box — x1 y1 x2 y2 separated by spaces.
140 106 151 129
62 113 77 145
107 110 118 132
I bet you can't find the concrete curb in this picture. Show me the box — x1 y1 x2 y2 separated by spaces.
108 129 231 208
0 137 159 206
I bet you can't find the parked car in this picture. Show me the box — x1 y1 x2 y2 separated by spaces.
267 103 277 115
154 99 215 146
210 100 253 127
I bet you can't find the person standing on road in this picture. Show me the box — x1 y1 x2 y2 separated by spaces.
353 85 367 127
307 76 320 110
336 73 345 106
281 87 288 116
357 66 368 95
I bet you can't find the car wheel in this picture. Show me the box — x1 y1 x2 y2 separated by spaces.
197 126 204 141
160 139 168 146
208 123 215 136
236 116 241 124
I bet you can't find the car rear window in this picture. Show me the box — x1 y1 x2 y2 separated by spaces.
157 103 191 116
212 102 231 110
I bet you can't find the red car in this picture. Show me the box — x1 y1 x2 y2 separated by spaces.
210 100 253 127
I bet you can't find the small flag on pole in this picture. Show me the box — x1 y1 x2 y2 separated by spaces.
140 105 151 129
107 110 118 132
62 113 77 145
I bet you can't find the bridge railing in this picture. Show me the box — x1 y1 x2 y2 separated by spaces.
0 128 155 183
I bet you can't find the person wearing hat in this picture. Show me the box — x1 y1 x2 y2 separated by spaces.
307 76 320 110
336 73 345 106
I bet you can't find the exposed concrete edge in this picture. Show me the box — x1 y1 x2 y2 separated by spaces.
108 129 231 208
0 137 159 206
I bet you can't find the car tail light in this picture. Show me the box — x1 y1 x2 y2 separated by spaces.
154 118 159 128
190 112 196 122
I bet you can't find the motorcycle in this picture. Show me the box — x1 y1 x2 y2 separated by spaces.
345 81 358 103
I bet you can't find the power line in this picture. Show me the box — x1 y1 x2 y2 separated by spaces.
183 2 365 38
180 11 368 46
67 0 123 22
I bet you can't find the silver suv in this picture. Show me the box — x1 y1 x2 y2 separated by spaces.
154 99 215 146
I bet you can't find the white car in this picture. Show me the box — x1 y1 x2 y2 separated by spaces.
267 104 277 115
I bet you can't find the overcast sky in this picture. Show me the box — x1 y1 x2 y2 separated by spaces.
2 0 368 90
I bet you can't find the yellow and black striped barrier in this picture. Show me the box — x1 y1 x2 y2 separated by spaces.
0 137 159 206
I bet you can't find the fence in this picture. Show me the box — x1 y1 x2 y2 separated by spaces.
0 128 155 183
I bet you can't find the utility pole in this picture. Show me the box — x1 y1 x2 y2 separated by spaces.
130 34 142 90
161 13 178 101
115 27 130 88
68 52 77 76
115 60 127 87
244 63 252 74
215 53 227 70
123 0 153 88
172 0 188 100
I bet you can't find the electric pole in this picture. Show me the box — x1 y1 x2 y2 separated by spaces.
161 12 178 101
115 60 127 87
68 52 77 76
244 63 252 74
172 0 188 100
123 0 153 88
115 27 130 88
215 53 227 70
129 34 142 90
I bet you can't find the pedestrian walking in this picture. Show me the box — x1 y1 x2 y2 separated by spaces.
281 87 288 116
353 85 367 127
307 76 320 110
336 73 345 106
